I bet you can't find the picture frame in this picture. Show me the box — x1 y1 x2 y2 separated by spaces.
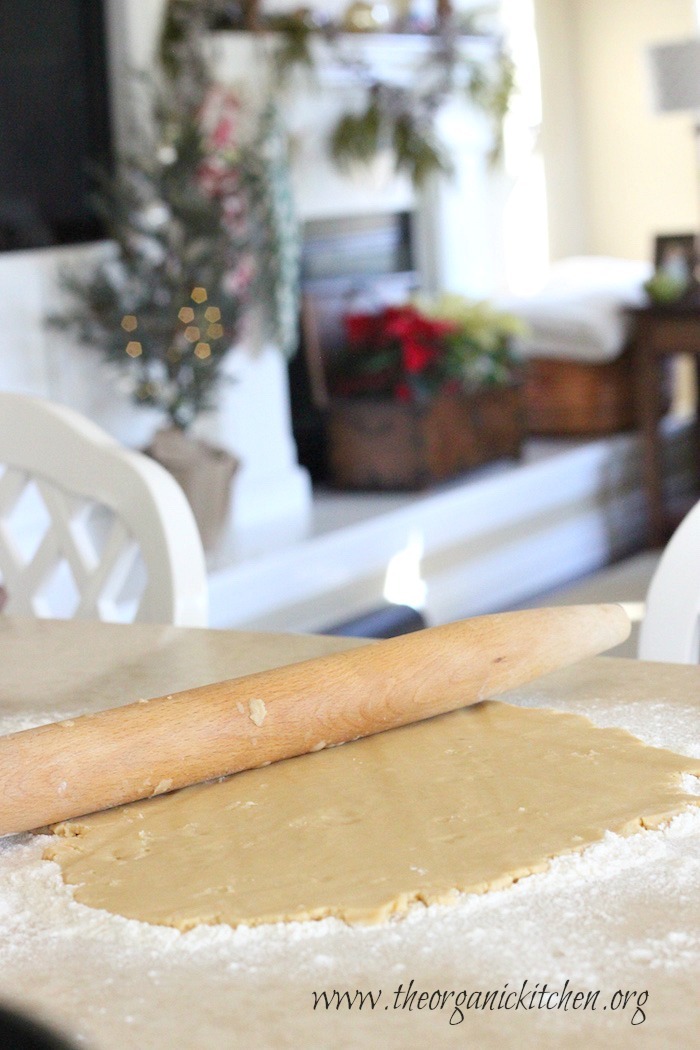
653 232 697 282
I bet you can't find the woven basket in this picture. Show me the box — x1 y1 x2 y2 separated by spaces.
522 349 637 436
326 385 525 491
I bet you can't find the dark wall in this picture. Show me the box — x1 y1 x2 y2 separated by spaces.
0 0 112 250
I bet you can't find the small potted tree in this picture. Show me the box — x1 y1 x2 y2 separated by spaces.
54 5 300 548
55 82 250 547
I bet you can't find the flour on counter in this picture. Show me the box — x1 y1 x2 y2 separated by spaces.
0 701 698 1050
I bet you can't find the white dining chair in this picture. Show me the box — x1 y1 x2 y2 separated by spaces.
0 392 208 626
638 499 700 664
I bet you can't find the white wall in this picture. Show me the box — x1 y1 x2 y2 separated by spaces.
535 0 697 261
533 0 586 261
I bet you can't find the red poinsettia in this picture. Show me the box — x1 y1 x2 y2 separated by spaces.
331 304 459 401
344 312 382 346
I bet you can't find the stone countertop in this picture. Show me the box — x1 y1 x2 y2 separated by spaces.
0 617 698 1050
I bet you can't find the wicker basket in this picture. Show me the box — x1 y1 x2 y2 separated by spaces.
522 349 637 436
326 385 525 491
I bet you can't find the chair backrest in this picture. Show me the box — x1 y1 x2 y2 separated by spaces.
0 392 208 626
638 500 700 663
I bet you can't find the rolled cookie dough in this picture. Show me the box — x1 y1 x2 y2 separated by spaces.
44 701 700 930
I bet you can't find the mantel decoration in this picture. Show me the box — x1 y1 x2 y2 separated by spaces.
323 294 526 489
54 2 301 548
206 0 515 186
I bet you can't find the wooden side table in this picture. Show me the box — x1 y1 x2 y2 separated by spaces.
627 303 700 547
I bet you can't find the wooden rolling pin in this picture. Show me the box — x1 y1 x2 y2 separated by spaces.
0 604 629 836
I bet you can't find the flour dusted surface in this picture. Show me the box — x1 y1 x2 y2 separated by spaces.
0 679 699 1050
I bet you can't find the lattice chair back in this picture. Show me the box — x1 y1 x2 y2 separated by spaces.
0 393 208 626
638 498 700 664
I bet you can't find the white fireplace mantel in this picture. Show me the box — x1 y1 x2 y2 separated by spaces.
206 29 508 296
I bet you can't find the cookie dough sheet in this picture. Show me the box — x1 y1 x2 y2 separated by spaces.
45 700 700 929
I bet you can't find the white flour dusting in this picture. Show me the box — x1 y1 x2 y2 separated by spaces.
0 699 698 1049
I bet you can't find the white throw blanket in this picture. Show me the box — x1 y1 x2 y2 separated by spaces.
498 256 652 363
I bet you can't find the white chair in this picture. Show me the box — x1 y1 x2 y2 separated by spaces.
0 392 208 626
638 499 700 664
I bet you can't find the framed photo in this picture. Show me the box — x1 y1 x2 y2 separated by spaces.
653 233 697 283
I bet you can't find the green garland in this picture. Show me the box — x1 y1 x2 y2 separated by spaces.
267 14 515 186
